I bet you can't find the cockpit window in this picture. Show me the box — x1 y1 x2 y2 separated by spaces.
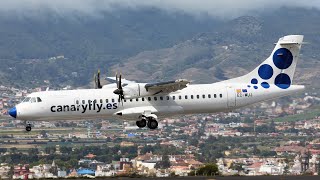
37 97 42 102
30 97 37 103
22 97 31 103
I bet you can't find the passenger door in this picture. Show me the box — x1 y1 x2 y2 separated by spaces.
226 86 236 107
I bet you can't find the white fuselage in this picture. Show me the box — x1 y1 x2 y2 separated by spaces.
14 82 304 121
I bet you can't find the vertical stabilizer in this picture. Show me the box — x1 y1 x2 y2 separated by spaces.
226 35 304 90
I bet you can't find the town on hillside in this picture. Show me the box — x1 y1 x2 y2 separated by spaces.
0 85 319 178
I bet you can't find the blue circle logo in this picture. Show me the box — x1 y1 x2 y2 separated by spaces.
275 73 291 89
258 64 273 80
273 48 293 69
261 82 270 89
251 78 258 84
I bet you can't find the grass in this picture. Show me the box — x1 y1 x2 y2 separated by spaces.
273 107 320 122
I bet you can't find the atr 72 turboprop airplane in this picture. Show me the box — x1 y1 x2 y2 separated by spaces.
9 35 305 131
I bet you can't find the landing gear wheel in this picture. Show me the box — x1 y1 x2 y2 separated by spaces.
25 121 32 132
136 119 147 128
26 125 32 132
147 119 158 129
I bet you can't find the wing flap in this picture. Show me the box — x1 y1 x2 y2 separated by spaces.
145 79 190 93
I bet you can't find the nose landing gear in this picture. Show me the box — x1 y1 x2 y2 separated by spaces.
25 121 32 132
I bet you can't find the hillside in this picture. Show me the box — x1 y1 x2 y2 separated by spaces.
0 7 319 90
0 9 221 87
111 8 320 92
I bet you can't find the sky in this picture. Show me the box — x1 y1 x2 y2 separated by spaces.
0 0 319 19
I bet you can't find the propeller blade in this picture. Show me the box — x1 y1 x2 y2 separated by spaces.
115 72 119 89
94 74 97 89
97 69 102 88
119 74 122 89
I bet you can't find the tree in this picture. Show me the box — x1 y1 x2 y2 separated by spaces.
45 146 56 154
0 148 7 154
10 147 17 154
283 165 289 175
230 163 244 172
155 155 171 169
252 145 261 155
28 148 39 156
40 130 48 138
8 165 14 178
60 146 72 154
189 138 199 147
197 163 219 176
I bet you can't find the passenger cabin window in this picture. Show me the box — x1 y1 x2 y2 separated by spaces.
142 97 145 101
179 96 182 100
130 99 133 102
112 99 115 103
202 95 205 99
124 99 127 102
191 95 194 99
220 94 223 98
185 95 188 99
154 97 157 101
100 99 103 103
196 95 200 99
160 96 163 100
148 97 151 101
76 100 79 104
22 97 30 103
37 97 42 102
166 96 170 100
82 100 85 104
30 97 36 103
208 94 211 98
173 96 175 100
106 99 109 103
136 98 139 102
214 94 217 98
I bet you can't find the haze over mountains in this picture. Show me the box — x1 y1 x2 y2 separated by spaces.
0 3 319 90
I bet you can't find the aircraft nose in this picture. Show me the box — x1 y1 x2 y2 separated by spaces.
8 107 17 118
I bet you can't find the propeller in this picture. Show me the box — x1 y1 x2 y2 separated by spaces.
94 69 102 89
113 73 124 105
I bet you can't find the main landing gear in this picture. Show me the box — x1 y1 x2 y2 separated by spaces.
25 121 32 132
136 116 158 129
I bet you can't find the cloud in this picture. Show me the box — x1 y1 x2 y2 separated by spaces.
0 0 320 19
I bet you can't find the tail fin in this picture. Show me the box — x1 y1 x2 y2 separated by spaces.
226 35 304 89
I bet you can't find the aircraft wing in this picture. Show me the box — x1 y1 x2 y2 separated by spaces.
145 79 190 94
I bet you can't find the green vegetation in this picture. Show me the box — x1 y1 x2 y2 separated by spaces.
189 163 219 176
274 107 320 122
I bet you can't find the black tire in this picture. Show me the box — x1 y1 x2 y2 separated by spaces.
26 126 32 132
147 119 158 129
136 119 147 128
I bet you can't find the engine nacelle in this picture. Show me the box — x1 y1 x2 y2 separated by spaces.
122 83 156 99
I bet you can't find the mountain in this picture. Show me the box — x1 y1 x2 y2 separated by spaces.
111 8 320 92
0 7 319 91
0 9 221 87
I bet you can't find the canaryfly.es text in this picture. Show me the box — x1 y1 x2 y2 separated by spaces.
51 103 118 113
